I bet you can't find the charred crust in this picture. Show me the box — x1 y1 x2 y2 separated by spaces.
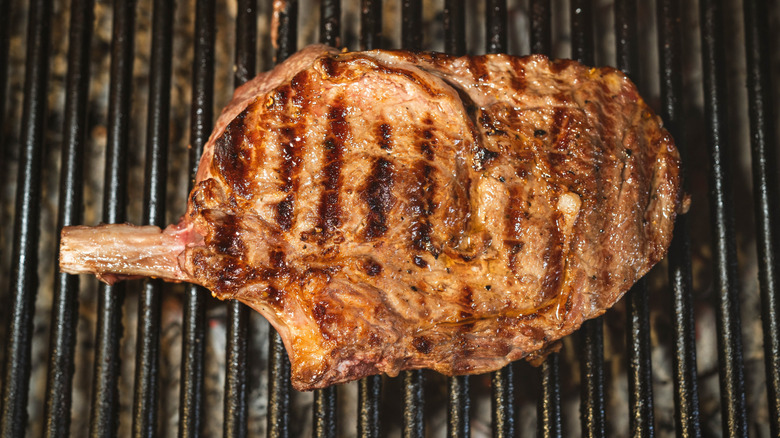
275 195 294 231
313 301 342 341
377 123 392 150
214 111 254 199
474 147 499 170
412 255 428 268
412 336 432 354
479 111 507 137
266 285 286 309
409 162 437 253
316 102 348 239
540 214 565 302
362 157 395 240
361 258 383 276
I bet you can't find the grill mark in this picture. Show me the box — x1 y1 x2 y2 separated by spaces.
504 185 527 272
320 56 340 77
418 128 436 160
211 213 245 257
214 111 254 199
316 103 348 237
466 56 490 82
275 126 303 231
540 213 565 301
362 157 395 240
509 57 527 91
547 108 566 146
410 163 437 254
290 71 310 108
272 85 290 108
377 123 392 150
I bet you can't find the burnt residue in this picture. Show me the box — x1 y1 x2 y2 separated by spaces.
316 102 348 238
362 157 395 240
377 123 392 150
213 111 255 199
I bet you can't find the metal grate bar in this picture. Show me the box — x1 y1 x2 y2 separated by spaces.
698 0 748 435
88 0 135 435
447 376 470 438
267 3 297 438
485 0 506 54
42 0 92 435
178 0 215 434
360 0 382 51
131 0 174 435
615 0 655 436
223 1 256 437
570 2 606 436
528 4 561 437
743 0 780 435
528 0 550 56
0 0 11 155
357 4 383 437
399 4 425 437
657 0 702 436
538 354 562 438
0 0 51 435
314 386 337 438
402 0 422 51
442 5 469 437
313 4 339 437
358 374 381 438
443 0 465 55
320 0 340 47
491 363 515 438
484 3 515 437
402 370 425 438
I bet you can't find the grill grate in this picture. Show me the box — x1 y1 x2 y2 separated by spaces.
0 0 778 436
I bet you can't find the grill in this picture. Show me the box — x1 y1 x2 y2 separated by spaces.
0 0 778 436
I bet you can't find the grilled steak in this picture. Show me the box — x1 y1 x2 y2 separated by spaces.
60 45 682 390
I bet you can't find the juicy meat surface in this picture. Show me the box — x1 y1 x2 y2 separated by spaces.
60 45 682 391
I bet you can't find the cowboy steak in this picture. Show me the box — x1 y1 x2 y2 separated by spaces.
60 45 682 391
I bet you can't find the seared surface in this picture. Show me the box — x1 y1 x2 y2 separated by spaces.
61 45 681 390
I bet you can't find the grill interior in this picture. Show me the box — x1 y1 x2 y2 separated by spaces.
0 0 779 436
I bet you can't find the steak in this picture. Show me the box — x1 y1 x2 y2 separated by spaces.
60 45 683 391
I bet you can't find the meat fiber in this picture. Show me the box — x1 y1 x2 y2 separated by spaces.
60 45 682 391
